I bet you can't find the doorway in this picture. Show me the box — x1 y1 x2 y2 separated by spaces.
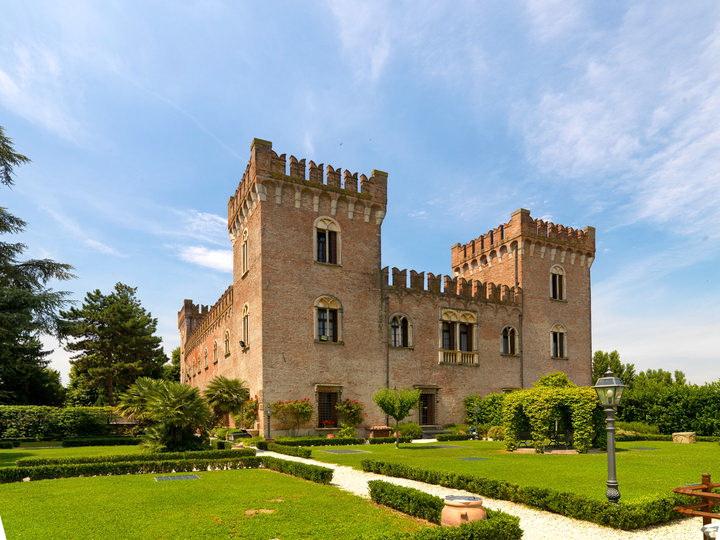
419 393 436 426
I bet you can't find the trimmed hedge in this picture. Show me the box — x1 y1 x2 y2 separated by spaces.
369 436 412 445
616 433 720 443
267 443 311 458
0 406 114 439
436 434 472 442
362 460 686 530
261 456 333 484
369 480 443 523
212 440 231 450
0 439 20 447
61 437 141 447
273 437 364 447
0 457 262 483
16 448 255 467
0 441 14 449
255 440 268 450
408 510 522 539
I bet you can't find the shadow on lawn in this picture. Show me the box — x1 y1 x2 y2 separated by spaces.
0 452 34 467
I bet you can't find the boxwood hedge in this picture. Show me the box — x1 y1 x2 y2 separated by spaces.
16 448 255 467
369 480 444 523
261 456 333 484
266 443 311 458
61 437 141 447
273 437 364 447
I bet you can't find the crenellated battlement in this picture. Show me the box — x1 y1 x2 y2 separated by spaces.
451 208 596 269
381 267 521 306
180 285 234 353
227 139 388 232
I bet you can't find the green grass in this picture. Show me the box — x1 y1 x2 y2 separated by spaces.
0 469 425 539
312 440 720 502
0 444 143 467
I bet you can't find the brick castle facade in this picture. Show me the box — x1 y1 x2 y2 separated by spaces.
178 138 596 436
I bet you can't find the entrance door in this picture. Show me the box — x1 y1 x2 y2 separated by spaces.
419 393 435 426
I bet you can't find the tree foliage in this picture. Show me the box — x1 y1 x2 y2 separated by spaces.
117 378 211 452
0 125 73 405
373 388 420 447
270 399 313 436
204 376 249 427
59 283 167 405
163 347 181 381
592 350 636 386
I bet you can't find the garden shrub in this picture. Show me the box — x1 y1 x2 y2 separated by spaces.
0 457 262 483
336 424 358 438
273 436 364 447
261 456 333 484
407 510 522 540
368 480 444 523
615 421 659 434
267 442 311 458
369 436 412 444
254 440 268 450
16 448 255 467
0 441 13 449
436 434 471 441
335 399 365 428
361 460 687 530
396 422 423 439
212 440 230 450
235 398 259 429
270 399 313 436
0 406 113 439
464 393 504 429
61 437 141 447
486 426 505 441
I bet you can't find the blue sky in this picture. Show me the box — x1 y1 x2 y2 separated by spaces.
1 1 718 384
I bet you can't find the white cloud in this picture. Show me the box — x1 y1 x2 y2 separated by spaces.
523 0 583 42
43 206 124 257
179 246 232 273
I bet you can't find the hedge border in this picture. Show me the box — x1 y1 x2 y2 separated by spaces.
273 437 365 447
368 480 443 523
436 434 472 442
16 448 255 467
616 433 720 443
266 443 311 458
261 456 333 484
0 457 262 483
61 437 141 447
368 436 412 445
362 460 687 530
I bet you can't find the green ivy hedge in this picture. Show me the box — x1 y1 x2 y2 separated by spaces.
261 456 333 484
0 457 262 483
266 443 311 458
368 480 444 523
436 434 472 441
362 460 686 530
15 449 255 467
369 436 412 445
0 406 115 439
273 437 364 447
61 437 141 447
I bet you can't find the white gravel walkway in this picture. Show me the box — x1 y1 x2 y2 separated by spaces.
258 449 701 539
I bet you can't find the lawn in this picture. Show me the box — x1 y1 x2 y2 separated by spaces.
312 440 720 502
0 468 425 539
0 444 143 467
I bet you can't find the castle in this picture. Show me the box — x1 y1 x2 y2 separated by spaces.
178 139 596 436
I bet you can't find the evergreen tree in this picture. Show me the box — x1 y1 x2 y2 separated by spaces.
163 347 181 381
591 350 636 387
0 126 72 405
59 283 167 405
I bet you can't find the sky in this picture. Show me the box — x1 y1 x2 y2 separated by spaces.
1 1 719 384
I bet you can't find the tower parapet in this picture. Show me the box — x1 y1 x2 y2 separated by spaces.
179 286 234 353
451 209 596 273
227 139 388 238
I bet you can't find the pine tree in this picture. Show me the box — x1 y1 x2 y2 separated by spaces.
0 126 72 405
163 347 181 381
59 283 167 405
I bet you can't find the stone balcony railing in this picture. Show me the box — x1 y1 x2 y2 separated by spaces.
438 350 479 366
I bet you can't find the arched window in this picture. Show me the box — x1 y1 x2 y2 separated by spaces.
241 303 249 349
551 324 567 358
550 265 566 300
314 217 340 265
224 330 231 356
204 348 208 369
213 341 218 363
314 296 342 342
241 229 249 276
390 314 412 348
501 326 518 356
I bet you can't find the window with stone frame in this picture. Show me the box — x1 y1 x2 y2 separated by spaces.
440 310 477 352
502 326 518 355
315 217 340 264
315 296 342 342
242 303 249 348
390 314 412 348
317 391 339 428
224 330 231 356
550 265 566 300
213 341 218 363
241 228 249 276
551 324 567 358
204 348 208 369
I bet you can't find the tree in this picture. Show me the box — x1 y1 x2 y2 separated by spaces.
117 378 211 452
270 399 313 436
204 376 249 427
534 371 576 388
592 350 636 387
373 388 420 448
0 125 73 405
59 283 167 405
163 347 181 381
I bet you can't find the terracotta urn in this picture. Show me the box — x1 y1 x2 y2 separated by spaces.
440 495 486 527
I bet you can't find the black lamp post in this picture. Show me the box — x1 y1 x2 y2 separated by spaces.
594 369 625 503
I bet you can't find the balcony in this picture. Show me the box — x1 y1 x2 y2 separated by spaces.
438 350 478 366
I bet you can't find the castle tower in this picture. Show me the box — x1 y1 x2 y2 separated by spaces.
226 139 389 434
450 209 596 386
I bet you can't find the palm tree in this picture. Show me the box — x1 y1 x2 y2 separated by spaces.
204 376 250 428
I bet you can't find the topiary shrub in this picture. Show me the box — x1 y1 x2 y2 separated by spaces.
261 456 332 484
368 480 444 523
266 443 311 458
396 422 423 440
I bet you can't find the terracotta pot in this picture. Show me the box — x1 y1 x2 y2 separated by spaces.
440 496 486 527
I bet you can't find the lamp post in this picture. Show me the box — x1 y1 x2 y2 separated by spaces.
594 369 625 503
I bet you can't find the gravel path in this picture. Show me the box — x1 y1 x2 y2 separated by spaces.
258 449 700 539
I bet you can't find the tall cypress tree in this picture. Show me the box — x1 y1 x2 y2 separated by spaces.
0 126 72 405
59 283 167 405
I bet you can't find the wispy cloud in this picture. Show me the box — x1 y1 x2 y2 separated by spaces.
43 206 124 257
178 246 232 273
523 0 584 42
